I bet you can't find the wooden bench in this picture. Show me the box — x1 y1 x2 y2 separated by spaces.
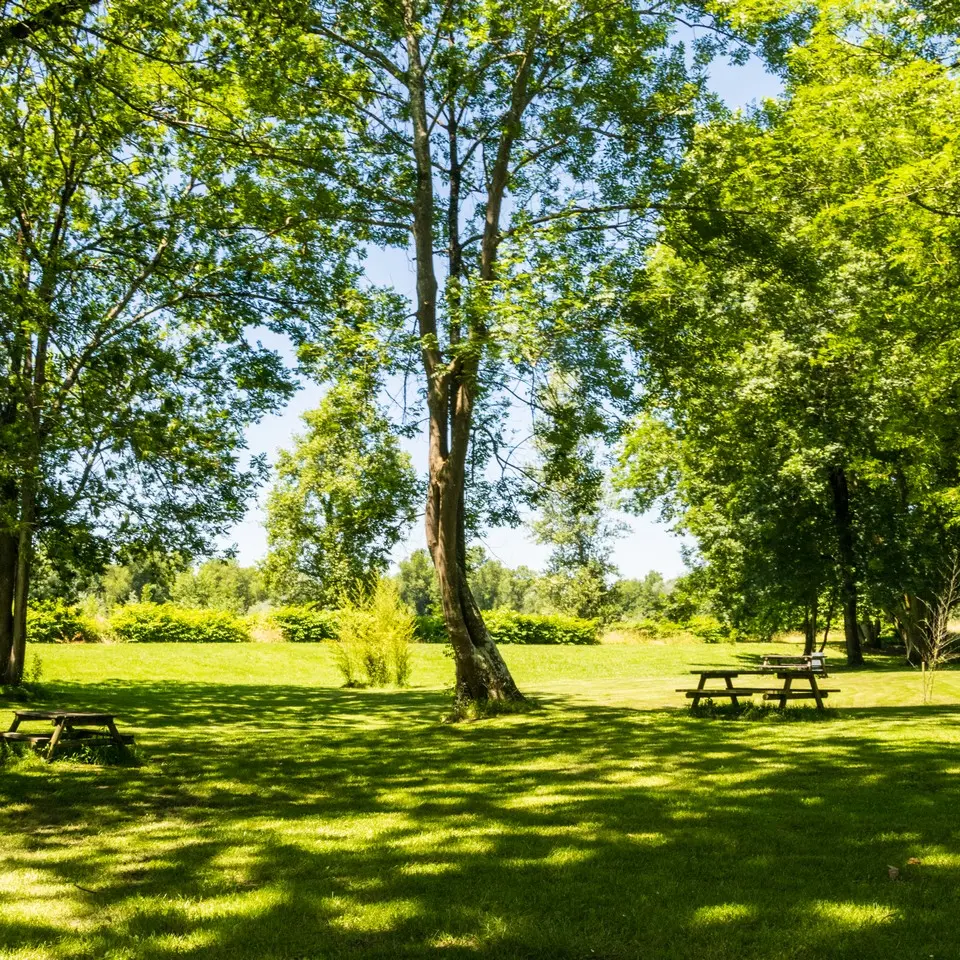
759 655 837 710
679 659 840 710
676 670 784 707
761 653 827 674
2 710 134 761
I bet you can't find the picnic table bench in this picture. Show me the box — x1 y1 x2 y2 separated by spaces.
677 654 839 710
1 710 133 761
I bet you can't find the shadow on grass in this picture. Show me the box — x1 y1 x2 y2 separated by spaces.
2 678 960 960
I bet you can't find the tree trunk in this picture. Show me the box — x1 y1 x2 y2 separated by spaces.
858 616 881 649
403 2 523 705
892 593 929 666
0 530 16 679
819 586 836 653
802 593 818 656
2 478 35 685
424 422 523 703
829 466 863 666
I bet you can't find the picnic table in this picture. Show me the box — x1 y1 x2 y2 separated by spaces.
678 654 839 710
1 710 133 760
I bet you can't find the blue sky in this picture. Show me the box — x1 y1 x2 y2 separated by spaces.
227 54 783 580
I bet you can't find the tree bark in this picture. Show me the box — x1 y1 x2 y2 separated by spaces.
829 466 863 666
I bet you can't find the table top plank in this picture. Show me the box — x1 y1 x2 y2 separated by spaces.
13 710 116 722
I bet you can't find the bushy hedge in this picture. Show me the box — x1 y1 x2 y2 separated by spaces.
610 615 735 642
268 606 340 643
610 618 690 639
486 611 600 645
27 601 103 644
415 611 600 645
684 613 734 643
111 603 250 643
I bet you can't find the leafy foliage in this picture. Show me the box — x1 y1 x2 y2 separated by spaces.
263 383 419 606
416 611 600 646
0 0 357 682
332 580 414 687
395 550 441 616
110 604 250 644
172 560 266 615
26 601 102 644
268 606 340 644
617 4 960 656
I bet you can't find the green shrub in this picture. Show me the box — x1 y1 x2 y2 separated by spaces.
269 606 339 643
333 580 414 687
414 613 448 644
27 601 103 644
609 618 691 640
416 610 599 645
684 613 733 644
485 611 600 645
110 603 250 643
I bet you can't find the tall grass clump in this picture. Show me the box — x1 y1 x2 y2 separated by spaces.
334 579 414 687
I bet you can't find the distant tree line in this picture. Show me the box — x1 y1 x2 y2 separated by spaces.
31 543 693 629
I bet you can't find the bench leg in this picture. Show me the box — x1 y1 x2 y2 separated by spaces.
691 673 708 708
46 719 67 762
778 676 793 710
7 716 21 733
106 720 130 756
723 675 740 707
809 675 825 710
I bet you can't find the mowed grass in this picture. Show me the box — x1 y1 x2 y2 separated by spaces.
2 641 960 960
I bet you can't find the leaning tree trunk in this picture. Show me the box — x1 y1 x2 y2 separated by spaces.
829 466 864 666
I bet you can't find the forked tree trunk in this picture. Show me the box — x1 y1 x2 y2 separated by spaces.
423 397 523 702
829 466 864 666
403 0 525 704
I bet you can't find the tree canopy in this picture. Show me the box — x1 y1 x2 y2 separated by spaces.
0 0 353 682
617 2 960 661
263 382 420 606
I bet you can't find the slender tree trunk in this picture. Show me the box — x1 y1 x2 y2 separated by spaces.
829 466 863 665
0 530 17 677
3 477 35 685
818 586 836 653
403 1 523 703
802 592 818 656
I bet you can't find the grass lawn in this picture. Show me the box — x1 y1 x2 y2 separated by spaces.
2 640 960 960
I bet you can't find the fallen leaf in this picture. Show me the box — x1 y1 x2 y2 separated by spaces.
907 857 922 866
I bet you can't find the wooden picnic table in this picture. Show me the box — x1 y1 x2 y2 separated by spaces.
678 655 839 710
1 710 133 761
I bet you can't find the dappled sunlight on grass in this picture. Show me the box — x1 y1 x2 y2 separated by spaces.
690 902 758 925
2 642 959 958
